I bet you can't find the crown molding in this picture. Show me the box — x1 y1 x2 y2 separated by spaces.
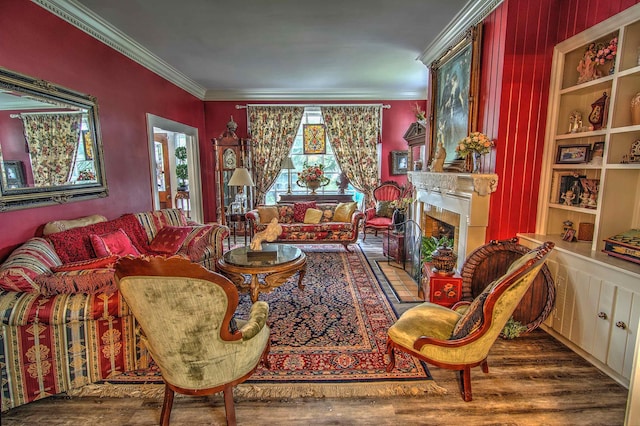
32 0 207 100
203 88 428 101
418 0 503 66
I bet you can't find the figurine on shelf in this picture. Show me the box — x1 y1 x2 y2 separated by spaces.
561 189 575 206
429 142 446 172
579 192 590 208
577 43 600 84
569 110 583 133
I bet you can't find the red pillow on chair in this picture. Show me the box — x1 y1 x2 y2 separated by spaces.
293 201 317 222
90 228 141 258
149 226 191 255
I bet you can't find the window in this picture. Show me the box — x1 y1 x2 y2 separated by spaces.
264 107 363 205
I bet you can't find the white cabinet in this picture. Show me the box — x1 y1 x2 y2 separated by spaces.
520 236 640 385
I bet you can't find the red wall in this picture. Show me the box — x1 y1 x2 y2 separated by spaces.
0 1 206 259
481 0 639 241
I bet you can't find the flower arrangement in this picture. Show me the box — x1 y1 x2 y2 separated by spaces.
390 197 413 211
77 169 96 181
412 102 426 122
594 37 617 65
455 132 494 158
297 162 330 186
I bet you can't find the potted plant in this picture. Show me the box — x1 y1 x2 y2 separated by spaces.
175 146 188 191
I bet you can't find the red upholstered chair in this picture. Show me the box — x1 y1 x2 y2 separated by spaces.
363 181 403 240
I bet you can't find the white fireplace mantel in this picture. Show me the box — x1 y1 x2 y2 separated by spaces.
408 171 499 271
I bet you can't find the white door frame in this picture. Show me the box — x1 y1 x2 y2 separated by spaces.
146 113 203 223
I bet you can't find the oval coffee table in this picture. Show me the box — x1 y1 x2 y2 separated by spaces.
217 243 307 302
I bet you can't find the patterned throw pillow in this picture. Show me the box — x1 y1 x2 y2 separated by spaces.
90 228 141 258
333 202 358 222
177 225 214 261
293 201 317 222
303 208 323 224
148 226 191 255
450 280 497 340
258 206 279 223
375 201 394 218
0 237 61 293
51 255 119 272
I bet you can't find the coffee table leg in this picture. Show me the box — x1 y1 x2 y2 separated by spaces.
297 263 307 290
250 274 260 303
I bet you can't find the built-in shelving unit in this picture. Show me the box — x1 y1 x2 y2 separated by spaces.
520 5 640 389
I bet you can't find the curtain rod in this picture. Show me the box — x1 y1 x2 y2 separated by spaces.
10 111 84 118
235 103 391 109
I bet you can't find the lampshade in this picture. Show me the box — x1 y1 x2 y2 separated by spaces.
281 157 295 170
227 167 255 187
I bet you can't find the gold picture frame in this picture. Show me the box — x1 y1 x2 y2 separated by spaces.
303 124 326 154
428 24 483 168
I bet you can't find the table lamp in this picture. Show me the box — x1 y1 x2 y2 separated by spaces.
281 157 295 194
228 167 255 212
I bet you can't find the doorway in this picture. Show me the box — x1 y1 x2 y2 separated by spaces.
146 114 203 223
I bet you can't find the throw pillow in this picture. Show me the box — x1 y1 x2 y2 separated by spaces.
333 202 358 222
0 237 62 293
51 255 119 272
375 201 394 218
293 201 317 223
178 225 214 261
450 280 497 340
149 226 191 255
90 228 141 258
258 206 279 223
303 208 323 224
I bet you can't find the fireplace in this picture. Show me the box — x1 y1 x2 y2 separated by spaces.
408 172 499 271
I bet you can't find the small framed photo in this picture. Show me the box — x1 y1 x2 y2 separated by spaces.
556 144 590 164
590 141 605 162
2 160 25 189
562 228 576 242
390 151 408 175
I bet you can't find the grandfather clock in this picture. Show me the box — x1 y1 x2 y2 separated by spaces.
213 116 252 225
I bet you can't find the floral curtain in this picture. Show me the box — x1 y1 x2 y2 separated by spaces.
248 106 304 203
321 106 381 207
21 113 82 186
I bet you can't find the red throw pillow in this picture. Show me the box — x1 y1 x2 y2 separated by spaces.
90 228 141 258
293 201 317 223
51 255 119 272
149 226 191 255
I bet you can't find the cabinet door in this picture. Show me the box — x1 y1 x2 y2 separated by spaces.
608 288 640 378
592 280 615 363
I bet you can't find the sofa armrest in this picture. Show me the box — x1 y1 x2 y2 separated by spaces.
204 223 230 259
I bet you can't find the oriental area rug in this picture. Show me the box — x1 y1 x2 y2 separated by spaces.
69 245 445 399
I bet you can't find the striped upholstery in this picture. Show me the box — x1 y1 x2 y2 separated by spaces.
0 209 229 411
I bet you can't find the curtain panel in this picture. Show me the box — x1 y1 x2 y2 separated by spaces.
321 106 381 207
248 106 304 204
21 113 82 187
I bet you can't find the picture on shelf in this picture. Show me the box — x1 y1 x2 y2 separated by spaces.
556 144 590 164
562 228 576 242
589 141 604 164
558 173 586 206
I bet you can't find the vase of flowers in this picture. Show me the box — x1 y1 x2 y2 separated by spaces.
296 162 330 194
455 132 494 173
595 36 617 75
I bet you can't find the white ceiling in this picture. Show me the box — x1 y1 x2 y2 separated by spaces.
39 0 497 100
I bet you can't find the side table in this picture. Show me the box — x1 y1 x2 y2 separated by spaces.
383 230 405 263
422 265 462 308
226 213 250 249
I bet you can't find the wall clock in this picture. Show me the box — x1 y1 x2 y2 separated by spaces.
588 92 608 130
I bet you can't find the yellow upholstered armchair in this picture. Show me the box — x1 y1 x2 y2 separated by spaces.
386 242 554 401
115 256 271 426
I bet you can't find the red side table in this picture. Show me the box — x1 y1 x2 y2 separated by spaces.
423 265 463 308
382 231 405 263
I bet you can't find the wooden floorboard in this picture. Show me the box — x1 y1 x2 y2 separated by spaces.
1 235 630 425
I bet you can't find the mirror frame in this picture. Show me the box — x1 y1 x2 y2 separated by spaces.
0 67 108 211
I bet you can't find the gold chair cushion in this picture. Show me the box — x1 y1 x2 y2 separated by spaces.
387 302 461 350
333 202 358 222
258 206 279 223
303 208 323 224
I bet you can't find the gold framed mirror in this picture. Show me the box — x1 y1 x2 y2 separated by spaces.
0 67 107 211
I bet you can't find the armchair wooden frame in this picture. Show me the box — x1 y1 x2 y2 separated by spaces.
386 242 554 402
115 256 271 426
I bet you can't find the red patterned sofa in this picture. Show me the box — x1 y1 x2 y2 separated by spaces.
0 209 229 411
245 202 364 251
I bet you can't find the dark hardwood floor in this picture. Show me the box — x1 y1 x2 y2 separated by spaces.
1 235 630 425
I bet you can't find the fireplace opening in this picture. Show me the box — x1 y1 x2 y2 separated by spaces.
421 210 460 254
